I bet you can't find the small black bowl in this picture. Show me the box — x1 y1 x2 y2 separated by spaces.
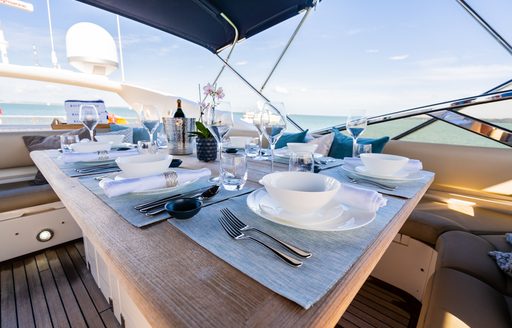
164 198 202 220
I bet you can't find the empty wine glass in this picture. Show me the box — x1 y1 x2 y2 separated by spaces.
251 102 267 160
346 110 368 157
203 102 234 181
79 104 99 141
139 105 161 145
260 102 287 172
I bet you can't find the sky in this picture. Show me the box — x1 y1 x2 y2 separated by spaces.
0 0 511 121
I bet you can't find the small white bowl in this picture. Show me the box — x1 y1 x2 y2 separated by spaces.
360 153 409 176
95 134 125 145
116 153 173 178
259 172 340 215
70 142 112 153
287 143 318 154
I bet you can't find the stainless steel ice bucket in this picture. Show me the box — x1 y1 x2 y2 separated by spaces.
162 117 196 155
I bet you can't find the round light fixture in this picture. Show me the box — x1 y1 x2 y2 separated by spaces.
36 229 54 242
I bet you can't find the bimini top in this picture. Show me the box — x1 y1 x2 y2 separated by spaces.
77 0 316 53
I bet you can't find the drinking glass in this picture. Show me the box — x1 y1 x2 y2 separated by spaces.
346 110 367 157
220 152 248 191
288 151 314 172
244 138 260 158
251 104 268 160
259 102 287 172
79 104 99 141
139 105 161 145
203 102 234 181
354 143 372 158
60 134 79 153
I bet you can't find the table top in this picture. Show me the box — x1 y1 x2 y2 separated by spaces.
31 151 433 328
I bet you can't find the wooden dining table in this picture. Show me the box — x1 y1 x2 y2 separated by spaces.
31 150 433 328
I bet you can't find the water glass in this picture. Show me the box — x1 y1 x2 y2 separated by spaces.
354 143 372 158
60 134 79 153
221 152 248 191
289 151 314 172
244 138 260 158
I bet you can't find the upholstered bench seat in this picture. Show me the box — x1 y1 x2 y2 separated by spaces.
419 231 512 327
0 181 59 213
400 201 512 246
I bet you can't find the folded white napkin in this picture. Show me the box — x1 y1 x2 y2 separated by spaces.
343 157 423 172
100 168 211 197
337 183 387 212
62 149 138 163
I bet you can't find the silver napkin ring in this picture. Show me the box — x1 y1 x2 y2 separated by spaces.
97 150 110 161
164 171 178 187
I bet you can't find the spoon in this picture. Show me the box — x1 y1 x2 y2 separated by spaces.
145 185 220 216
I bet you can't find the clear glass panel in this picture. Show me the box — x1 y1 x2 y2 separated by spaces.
460 100 512 131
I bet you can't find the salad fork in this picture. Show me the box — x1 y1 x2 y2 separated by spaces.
218 216 302 267
220 208 311 258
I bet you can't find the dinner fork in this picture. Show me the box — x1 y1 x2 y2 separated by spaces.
220 208 312 258
347 176 396 191
218 216 302 267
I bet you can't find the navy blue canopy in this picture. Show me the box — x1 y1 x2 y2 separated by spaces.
77 0 316 53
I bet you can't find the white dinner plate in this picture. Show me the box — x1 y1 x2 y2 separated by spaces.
112 168 200 195
341 164 424 183
355 166 409 179
247 188 375 232
273 148 323 159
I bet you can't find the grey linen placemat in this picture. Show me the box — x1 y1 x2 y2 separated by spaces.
48 150 121 177
321 167 435 199
168 194 407 309
78 176 256 228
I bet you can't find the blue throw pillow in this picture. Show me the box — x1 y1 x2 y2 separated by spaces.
275 129 309 149
112 124 162 144
328 128 389 159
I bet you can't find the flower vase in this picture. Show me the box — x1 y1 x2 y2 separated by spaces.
196 137 217 162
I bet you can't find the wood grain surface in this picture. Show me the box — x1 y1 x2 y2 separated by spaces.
31 151 432 327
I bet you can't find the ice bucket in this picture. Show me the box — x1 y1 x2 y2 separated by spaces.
162 117 196 155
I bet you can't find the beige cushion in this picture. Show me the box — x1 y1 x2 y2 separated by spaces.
307 133 334 156
0 181 60 213
436 231 512 294
401 201 512 245
421 268 512 328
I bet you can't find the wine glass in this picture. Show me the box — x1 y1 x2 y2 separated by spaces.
260 102 287 172
346 110 367 157
139 105 161 145
79 104 99 141
203 102 234 181
252 103 267 160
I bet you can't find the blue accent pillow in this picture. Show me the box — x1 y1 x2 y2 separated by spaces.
111 124 161 144
275 129 309 149
328 128 389 159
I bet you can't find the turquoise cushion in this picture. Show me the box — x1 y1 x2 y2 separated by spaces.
328 128 389 159
112 124 161 143
275 129 309 149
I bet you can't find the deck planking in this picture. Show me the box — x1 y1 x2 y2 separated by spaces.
0 240 119 328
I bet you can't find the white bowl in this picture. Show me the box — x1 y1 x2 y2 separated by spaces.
95 134 125 145
259 172 340 215
70 141 112 153
116 154 173 178
360 153 409 176
228 136 252 148
287 143 318 154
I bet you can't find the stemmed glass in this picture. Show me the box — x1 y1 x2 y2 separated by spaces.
346 110 368 157
260 102 287 172
203 102 234 181
252 107 267 160
79 104 99 141
139 105 161 145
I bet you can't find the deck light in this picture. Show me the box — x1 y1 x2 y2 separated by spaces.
36 229 54 242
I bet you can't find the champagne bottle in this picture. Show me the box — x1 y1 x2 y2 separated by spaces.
173 99 185 118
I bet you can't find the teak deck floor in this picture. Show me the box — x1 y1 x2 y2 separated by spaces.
0 239 119 328
1 239 420 328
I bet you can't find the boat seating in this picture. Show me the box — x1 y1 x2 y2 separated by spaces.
400 201 512 246
418 231 512 327
0 181 59 213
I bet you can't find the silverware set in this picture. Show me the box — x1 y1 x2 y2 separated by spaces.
218 208 311 267
74 163 120 175
347 176 396 191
